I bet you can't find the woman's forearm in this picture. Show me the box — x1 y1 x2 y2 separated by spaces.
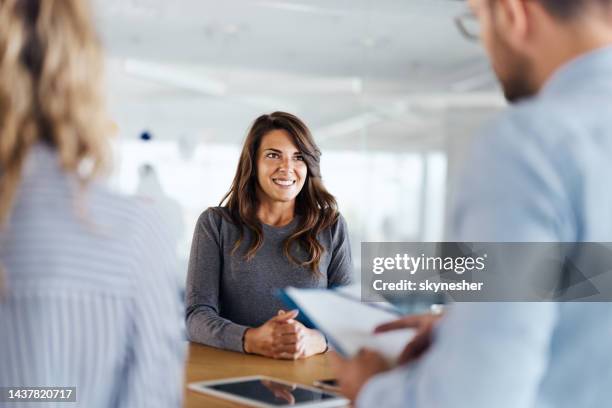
185 305 249 352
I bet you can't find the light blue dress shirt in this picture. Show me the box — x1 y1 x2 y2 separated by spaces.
357 46 612 408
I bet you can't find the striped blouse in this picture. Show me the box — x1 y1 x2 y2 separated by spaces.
0 144 186 407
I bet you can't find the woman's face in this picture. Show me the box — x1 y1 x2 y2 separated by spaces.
256 129 308 204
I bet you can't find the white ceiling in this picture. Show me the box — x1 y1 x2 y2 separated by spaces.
93 0 504 151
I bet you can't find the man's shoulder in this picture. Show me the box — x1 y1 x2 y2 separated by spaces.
478 97 578 156
459 98 582 201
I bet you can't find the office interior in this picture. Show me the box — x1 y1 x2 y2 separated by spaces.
98 0 505 279
8 0 612 407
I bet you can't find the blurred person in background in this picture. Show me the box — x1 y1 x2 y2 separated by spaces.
0 0 185 407
136 163 186 259
186 111 353 359
333 0 612 406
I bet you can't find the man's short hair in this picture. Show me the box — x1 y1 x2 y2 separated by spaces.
487 0 611 19
537 0 611 19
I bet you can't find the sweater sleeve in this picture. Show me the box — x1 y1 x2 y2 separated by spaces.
185 208 249 352
326 214 354 288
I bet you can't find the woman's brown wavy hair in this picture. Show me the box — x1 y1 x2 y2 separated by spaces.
0 0 112 293
219 111 339 274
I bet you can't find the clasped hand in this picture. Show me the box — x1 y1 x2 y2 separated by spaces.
244 309 327 360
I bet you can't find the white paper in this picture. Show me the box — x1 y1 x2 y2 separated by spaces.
284 287 415 363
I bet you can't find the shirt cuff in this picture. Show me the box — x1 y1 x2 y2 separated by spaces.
356 365 415 408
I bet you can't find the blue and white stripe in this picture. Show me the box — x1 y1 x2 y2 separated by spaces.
0 144 186 408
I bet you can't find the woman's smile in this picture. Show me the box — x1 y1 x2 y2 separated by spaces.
272 177 296 188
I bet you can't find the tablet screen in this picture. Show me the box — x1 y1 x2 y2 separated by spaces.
205 378 339 406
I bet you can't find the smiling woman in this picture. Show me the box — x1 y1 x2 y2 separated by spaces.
257 129 308 207
185 111 353 359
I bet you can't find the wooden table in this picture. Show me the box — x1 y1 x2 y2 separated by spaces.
184 342 336 407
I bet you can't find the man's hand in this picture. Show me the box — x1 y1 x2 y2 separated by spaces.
374 312 442 365
330 349 390 402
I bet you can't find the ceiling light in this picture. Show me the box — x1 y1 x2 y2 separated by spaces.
123 59 227 96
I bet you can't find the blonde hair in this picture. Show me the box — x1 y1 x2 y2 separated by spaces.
0 0 112 293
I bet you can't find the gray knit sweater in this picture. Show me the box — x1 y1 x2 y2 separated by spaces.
185 207 353 352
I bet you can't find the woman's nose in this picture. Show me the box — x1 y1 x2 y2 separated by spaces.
278 156 293 172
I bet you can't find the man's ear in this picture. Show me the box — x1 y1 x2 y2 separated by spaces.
493 0 530 48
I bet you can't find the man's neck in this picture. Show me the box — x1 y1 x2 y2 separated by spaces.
534 19 612 91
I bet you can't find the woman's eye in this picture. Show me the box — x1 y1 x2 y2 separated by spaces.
266 152 279 159
294 155 304 161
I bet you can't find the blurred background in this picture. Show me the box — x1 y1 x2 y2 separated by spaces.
92 0 505 276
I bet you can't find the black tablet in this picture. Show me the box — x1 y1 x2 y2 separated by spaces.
188 375 348 407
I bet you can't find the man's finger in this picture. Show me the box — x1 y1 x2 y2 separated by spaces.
374 315 426 333
357 347 384 362
397 331 432 365
328 351 347 370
